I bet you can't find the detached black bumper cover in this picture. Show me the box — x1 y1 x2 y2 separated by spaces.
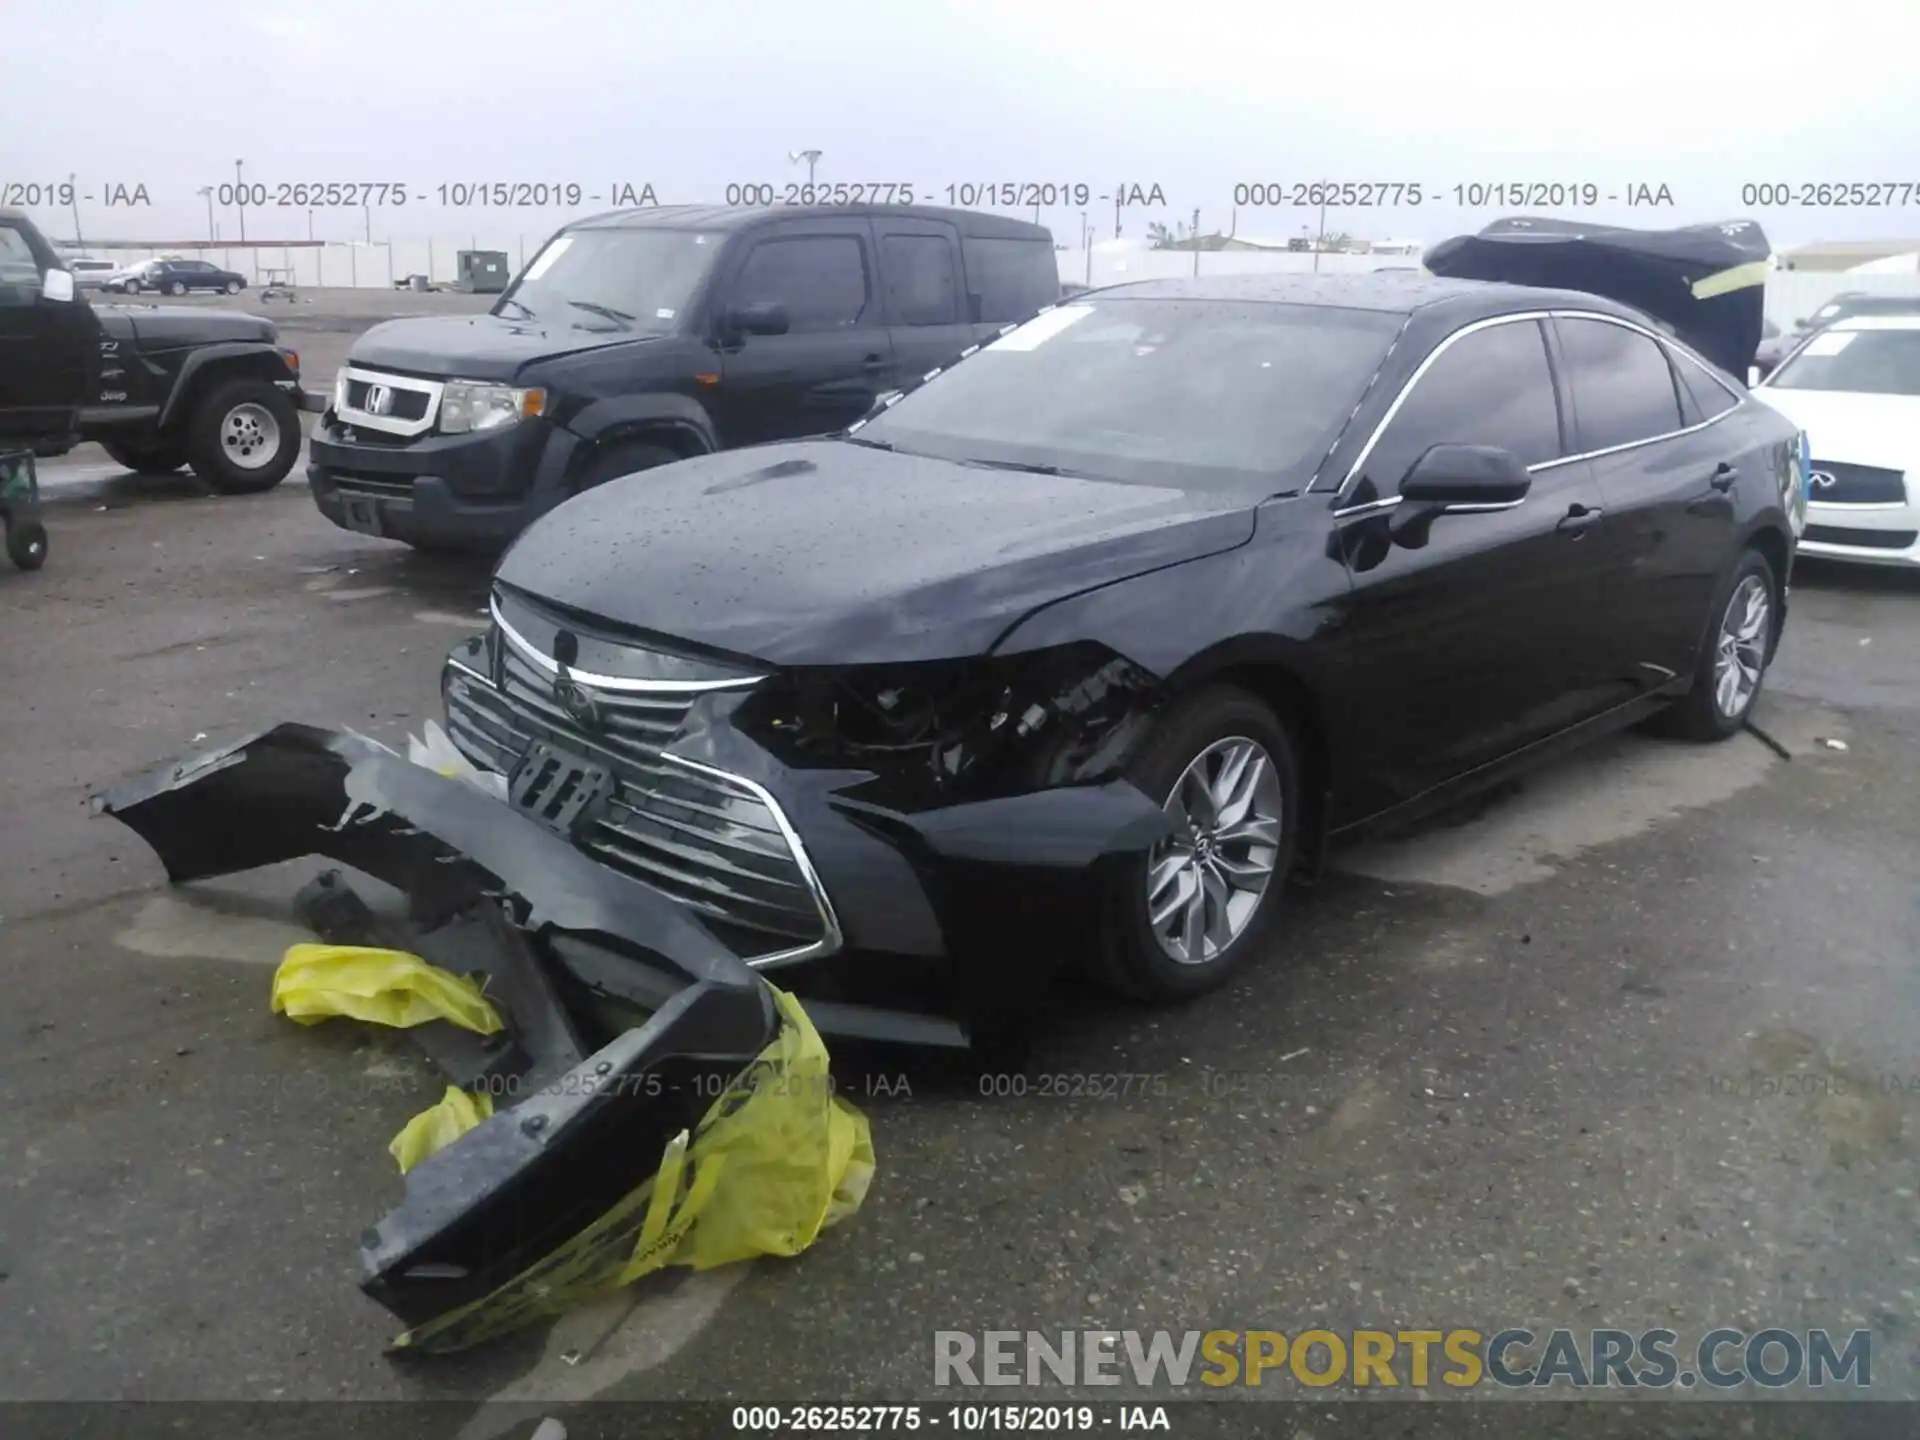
91 723 778 1332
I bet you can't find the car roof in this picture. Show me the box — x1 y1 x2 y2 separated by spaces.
1074 271 1646 323
567 203 1051 240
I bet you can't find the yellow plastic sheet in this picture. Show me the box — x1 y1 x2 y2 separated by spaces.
389 1085 495 1174
270 944 504 1035
391 985 875 1353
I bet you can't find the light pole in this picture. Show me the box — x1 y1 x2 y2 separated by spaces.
788 149 822 189
68 173 82 251
1192 206 1201 277
363 201 372 244
1080 209 1091 286
197 186 215 241
1313 197 1327 273
235 158 247 243
307 208 316 241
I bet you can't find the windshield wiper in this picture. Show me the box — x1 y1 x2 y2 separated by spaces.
567 299 636 328
495 296 536 319
842 434 894 451
955 456 1070 477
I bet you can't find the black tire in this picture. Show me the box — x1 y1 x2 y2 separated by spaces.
574 440 681 493
122 279 140 295
101 438 188 475
1090 686 1300 1002
1651 547 1779 742
7 520 48 571
166 280 187 297
225 279 242 295
185 378 302 494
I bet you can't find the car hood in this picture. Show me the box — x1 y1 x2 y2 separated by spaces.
92 304 276 348
494 440 1259 665
349 313 657 380
1751 388 1920 471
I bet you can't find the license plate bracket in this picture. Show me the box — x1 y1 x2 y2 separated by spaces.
508 742 613 840
340 496 385 537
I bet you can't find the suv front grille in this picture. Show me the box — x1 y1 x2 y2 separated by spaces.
1807 461 1907 505
442 635 836 966
1803 524 1917 550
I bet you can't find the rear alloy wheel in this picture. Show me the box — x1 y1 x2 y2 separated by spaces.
122 279 141 295
1654 547 1778 741
101 439 188 475
1093 686 1299 1001
167 280 187 296
185 379 302 494
224 279 241 295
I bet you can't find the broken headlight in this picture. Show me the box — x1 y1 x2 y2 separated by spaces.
733 643 1160 805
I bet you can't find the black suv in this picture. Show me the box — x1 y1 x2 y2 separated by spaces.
108 258 249 296
308 203 1061 550
0 208 316 490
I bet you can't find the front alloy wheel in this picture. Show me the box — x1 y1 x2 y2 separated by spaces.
1093 685 1299 1001
1148 737 1285 965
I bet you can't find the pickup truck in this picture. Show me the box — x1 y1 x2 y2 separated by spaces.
0 206 318 491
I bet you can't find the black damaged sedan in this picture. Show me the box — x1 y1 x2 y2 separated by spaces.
438 260 1805 1037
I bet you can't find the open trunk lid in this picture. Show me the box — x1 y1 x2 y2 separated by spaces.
1424 216 1772 379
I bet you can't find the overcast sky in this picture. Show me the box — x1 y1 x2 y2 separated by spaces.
9 0 1918 249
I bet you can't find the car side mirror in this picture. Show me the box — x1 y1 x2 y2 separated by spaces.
40 268 75 303
1389 444 1531 549
722 301 789 339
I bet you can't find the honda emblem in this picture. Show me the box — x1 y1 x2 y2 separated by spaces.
364 383 393 417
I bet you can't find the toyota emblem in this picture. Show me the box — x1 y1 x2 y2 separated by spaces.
1809 470 1837 491
364 383 393 417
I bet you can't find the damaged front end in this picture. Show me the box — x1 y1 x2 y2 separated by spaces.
442 592 1177 1036
92 724 781 1339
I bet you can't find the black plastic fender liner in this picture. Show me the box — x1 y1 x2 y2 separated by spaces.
360 978 775 1330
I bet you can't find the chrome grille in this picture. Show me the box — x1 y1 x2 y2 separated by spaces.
1807 461 1906 505
443 644 836 967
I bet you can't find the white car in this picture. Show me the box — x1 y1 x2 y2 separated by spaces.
1755 314 1920 568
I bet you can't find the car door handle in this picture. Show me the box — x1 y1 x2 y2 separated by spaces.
861 353 887 373
1556 503 1604 535
1709 462 1738 491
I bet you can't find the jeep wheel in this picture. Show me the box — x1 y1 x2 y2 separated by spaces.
102 439 188 475
167 280 187 296
224 279 242 295
186 379 302 494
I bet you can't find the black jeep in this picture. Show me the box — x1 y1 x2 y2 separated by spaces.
0 207 317 492
308 203 1061 551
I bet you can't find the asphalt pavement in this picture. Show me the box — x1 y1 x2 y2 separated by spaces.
2 314 1918 1430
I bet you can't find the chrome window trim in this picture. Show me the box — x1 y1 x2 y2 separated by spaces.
336 365 444 437
491 598 766 693
1332 308 1747 506
657 750 845 971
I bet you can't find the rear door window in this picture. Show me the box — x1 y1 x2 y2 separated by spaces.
880 234 959 326
960 236 1059 324
1354 318 1565 499
1556 317 1687 452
